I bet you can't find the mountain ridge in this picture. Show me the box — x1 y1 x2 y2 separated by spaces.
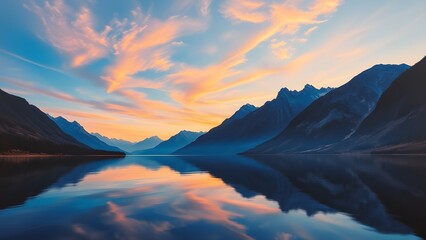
246 63 410 154
335 57 426 153
175 84 333 154
133 130 204 155
0 89 123 155
92 133 163 153
50 116 123 152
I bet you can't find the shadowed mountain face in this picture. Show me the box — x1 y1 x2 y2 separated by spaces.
50 116 123 152
133 130 204 154
248 64 410 154
92 133 162 153
176 85 332 154
338 56 426 153
0 89 122 155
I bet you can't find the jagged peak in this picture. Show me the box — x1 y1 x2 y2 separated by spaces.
277 84 319 97
302 84 317 90
236 104 257 114
178 130 204 135
240 103 256 109
144 135 162 140
370 63 410 68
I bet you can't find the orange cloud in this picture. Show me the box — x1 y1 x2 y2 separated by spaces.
167 0 341 104
270 39 292 60
104 9 205 92
22 0 343 141
26 0 110 67
221 0 268 23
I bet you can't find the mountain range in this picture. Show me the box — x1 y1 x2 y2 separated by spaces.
50 116 122 152
133 130 204 155
1 56 425 155
248 63 410 154
336 56 426 153
176 84 332 154
92 133 163 153
0 89 123 155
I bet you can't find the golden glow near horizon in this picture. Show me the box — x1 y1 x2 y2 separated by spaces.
0 0 425 141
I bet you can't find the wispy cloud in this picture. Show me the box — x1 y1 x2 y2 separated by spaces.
220 0 267 23
104 7 205 92
26 0 110 67
14 0 345 140
200 0 213 17
168 0 341 104
305 26 318 35
0 49 64 74
27 1 206 93
26 0 340 100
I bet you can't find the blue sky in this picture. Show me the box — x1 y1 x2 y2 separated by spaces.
0 0 425 141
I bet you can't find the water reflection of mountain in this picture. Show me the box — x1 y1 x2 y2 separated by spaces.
1 154 424 239
0 156 122 210
250 155 426 236
173 155 333 215
150 155 425 238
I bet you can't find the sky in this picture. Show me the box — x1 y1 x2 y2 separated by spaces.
0 0 425 142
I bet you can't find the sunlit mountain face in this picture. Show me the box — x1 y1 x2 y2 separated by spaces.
0 155 425 239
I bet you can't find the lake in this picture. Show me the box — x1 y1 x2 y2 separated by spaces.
0 155 425 240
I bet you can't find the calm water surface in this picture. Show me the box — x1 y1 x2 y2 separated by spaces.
0 155 425 240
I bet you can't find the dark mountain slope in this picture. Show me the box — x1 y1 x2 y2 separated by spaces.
0 89 123 155
248 64 409 154
51 116 123 152
176 85 332 154
340 56 426 153
133 130 204 155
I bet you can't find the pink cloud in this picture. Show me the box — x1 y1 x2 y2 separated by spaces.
103 7 205 92
26 0 110 67
166 0 341 103
221 0 268 23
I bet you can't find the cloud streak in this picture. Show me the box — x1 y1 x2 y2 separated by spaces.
168 0 341 104
9 0 348 140
26 0 110 67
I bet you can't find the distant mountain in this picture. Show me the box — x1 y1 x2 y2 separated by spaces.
91 133 134 151
50 116 122 152
133 131 204 155
248 64 410 154
339 56 426 153
132 136 163 152
0 89 123 155
176 84 332 154
92 133 162 153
